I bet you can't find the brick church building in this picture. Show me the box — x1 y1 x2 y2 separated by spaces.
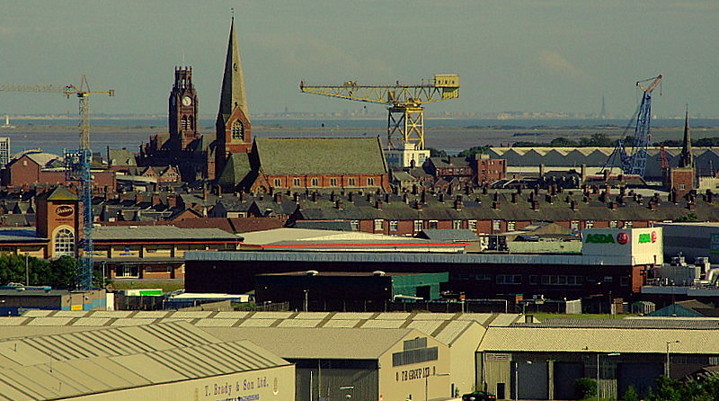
139 18 390 192
137 66 215 182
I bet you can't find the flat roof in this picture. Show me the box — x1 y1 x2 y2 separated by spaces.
185 250 644 267
94 225 242 242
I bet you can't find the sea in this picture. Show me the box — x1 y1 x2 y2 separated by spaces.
1 117 716 158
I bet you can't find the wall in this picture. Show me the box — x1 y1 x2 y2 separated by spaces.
378 333 452 401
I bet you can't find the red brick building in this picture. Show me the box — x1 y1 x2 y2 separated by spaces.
475 154 507 185
2 152 116 191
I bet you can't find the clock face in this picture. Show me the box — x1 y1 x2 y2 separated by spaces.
182 96 192 106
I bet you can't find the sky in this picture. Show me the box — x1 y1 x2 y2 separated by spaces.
0 0 717 119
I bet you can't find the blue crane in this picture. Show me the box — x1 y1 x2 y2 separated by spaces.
607 75 663 177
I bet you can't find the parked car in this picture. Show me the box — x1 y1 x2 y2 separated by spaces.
461 391 496 401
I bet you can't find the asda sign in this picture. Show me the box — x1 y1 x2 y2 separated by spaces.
585 232 629 245
585 231 656 245
581 228 663 264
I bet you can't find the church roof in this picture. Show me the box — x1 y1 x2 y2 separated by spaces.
255 136 388 175
108 148 137 167
217 152 253 187
218 18 249 121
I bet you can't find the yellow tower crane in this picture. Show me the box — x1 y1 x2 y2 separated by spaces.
300 74 459 151
0 75 114 289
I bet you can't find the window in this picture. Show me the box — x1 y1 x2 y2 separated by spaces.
414 220 423 232
624 221 633 228
453 220 462 230
429 220 438 229
311 177 319 186
390 221 399 231
496 274 522 285
609 220 618 228
507 221 516 231
679 184 686 190
492 220 501 231
374 219 383 231
367 177 375 186
293 178 301 187
348 177 357 186
350 220 360 231
181 116 190 130
273 178 282 187
529 275 539 285
468 220 477 230
329 178 338 186
570 221 579 231
54 228 75 257
231 120 244 140
585 220 594 229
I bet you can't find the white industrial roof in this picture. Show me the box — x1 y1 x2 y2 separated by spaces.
0 321 290 401
480 326 719 354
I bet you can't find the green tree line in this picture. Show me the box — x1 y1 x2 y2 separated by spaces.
0 254 79 290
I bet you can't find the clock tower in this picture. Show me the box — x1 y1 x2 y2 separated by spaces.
169 66 199 151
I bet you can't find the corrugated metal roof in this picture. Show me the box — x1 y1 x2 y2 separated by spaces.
8 311 501 347
0 321 290 401
206 327 416 359
480 326 719 354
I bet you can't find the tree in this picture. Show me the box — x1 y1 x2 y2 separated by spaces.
550 137 578 147
48 256 79 290
458 145 490 158
427 147 447 158
574 378 596 399
623 385 640 401
0 254 30 285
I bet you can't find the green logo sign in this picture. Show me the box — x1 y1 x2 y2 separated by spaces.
638 233 651 243
585 234 615 244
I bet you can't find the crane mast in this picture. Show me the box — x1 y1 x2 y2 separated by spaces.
618 74 663 177
1 75 114 289
602 75 663 178
300 74 459 153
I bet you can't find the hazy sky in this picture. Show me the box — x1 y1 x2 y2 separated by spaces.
1 1 717 119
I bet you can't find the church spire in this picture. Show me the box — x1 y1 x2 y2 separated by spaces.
679 107 693 168
219 17 249 120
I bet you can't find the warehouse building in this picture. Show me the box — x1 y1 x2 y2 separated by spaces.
0 320 294 401
5 309 499 399
207 327 451 401
479 317 719 400
185 227 663 302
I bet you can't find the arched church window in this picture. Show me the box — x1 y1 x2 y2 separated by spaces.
54 228 75 257
232 120 244 140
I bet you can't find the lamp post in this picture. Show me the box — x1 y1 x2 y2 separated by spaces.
596 353 620 399
666 340 680 377
425 372 450 401
24 253 29 286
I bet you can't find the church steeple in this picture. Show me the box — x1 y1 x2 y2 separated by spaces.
215 16 253 179
219 17 249 120
679 107 693 168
